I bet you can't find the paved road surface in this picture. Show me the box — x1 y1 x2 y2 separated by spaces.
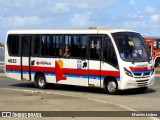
0 76 159 120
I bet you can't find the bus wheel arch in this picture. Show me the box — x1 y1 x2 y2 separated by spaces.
34 72 47 89
103 77 118 95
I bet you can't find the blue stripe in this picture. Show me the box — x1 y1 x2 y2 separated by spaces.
132 70 152 74
6 70 20 73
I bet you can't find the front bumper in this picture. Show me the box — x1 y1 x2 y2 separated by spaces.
119 73 155 90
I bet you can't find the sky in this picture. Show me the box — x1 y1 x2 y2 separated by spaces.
0 0 160 41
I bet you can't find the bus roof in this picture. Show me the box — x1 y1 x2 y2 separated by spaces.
7 27 136 35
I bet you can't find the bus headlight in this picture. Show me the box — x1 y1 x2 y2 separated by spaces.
124 67 133 77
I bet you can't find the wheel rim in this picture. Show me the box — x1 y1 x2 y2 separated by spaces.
107 81 117 93
38 77 45 87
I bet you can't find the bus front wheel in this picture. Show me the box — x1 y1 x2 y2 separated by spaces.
104 79 118 95
36 74 47 89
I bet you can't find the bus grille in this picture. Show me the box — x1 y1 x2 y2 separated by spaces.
136 79 149 87
143 72 150 76
133 72 151 77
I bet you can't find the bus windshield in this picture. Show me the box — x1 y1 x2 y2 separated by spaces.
112 32 151 62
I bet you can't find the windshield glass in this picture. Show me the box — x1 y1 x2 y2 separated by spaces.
112 32 151 62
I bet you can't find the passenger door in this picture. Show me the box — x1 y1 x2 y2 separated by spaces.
21 36 31 81
88 36 102 87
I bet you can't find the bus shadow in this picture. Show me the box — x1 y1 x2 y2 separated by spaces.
118 88 156 96
11 83 104 94
10 82 35 89
10 82 157 95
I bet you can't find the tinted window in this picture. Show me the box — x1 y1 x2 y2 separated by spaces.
80 36 87 58
34 35 41 56
89 37 101 60
103 36 118 67
65 35 87 58
40 35 64 57
7 35 19 56
52 35 64 57
33 34 87 58
22 37 30 57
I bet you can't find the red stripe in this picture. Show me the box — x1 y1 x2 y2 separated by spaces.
6 65 21 70
31 66 55 72
22 66 29 70
6 65 55 72
6 65 120 76
129 66 153 71
101 71 120 76
64 68 120 76
64 68 88 74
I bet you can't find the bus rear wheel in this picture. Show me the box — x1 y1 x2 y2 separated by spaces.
36 74 47 89
104 79 118 95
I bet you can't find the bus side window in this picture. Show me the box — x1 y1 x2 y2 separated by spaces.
63 36 71 58
89 38 101 60
40 36 45 56
34 35 41 56
7 35 20 56
52 36 59 56
63 35 87 59
71 36 81 57
81 36 87 58
103 36 118 67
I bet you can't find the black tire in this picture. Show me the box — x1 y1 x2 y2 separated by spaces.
36 74 47 89
155 58 160 67
103 79 118 95
136 87 147 93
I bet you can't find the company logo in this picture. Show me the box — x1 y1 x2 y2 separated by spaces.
36 60 40 65
31 60 35 65
2 112 11 117
1 112 42 118
36 61 51 65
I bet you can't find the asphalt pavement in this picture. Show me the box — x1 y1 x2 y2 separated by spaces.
0 75 159 120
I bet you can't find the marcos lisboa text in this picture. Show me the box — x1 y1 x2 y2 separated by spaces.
132 112 158 117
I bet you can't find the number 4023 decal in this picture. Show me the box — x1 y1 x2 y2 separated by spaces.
8 59 17 63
